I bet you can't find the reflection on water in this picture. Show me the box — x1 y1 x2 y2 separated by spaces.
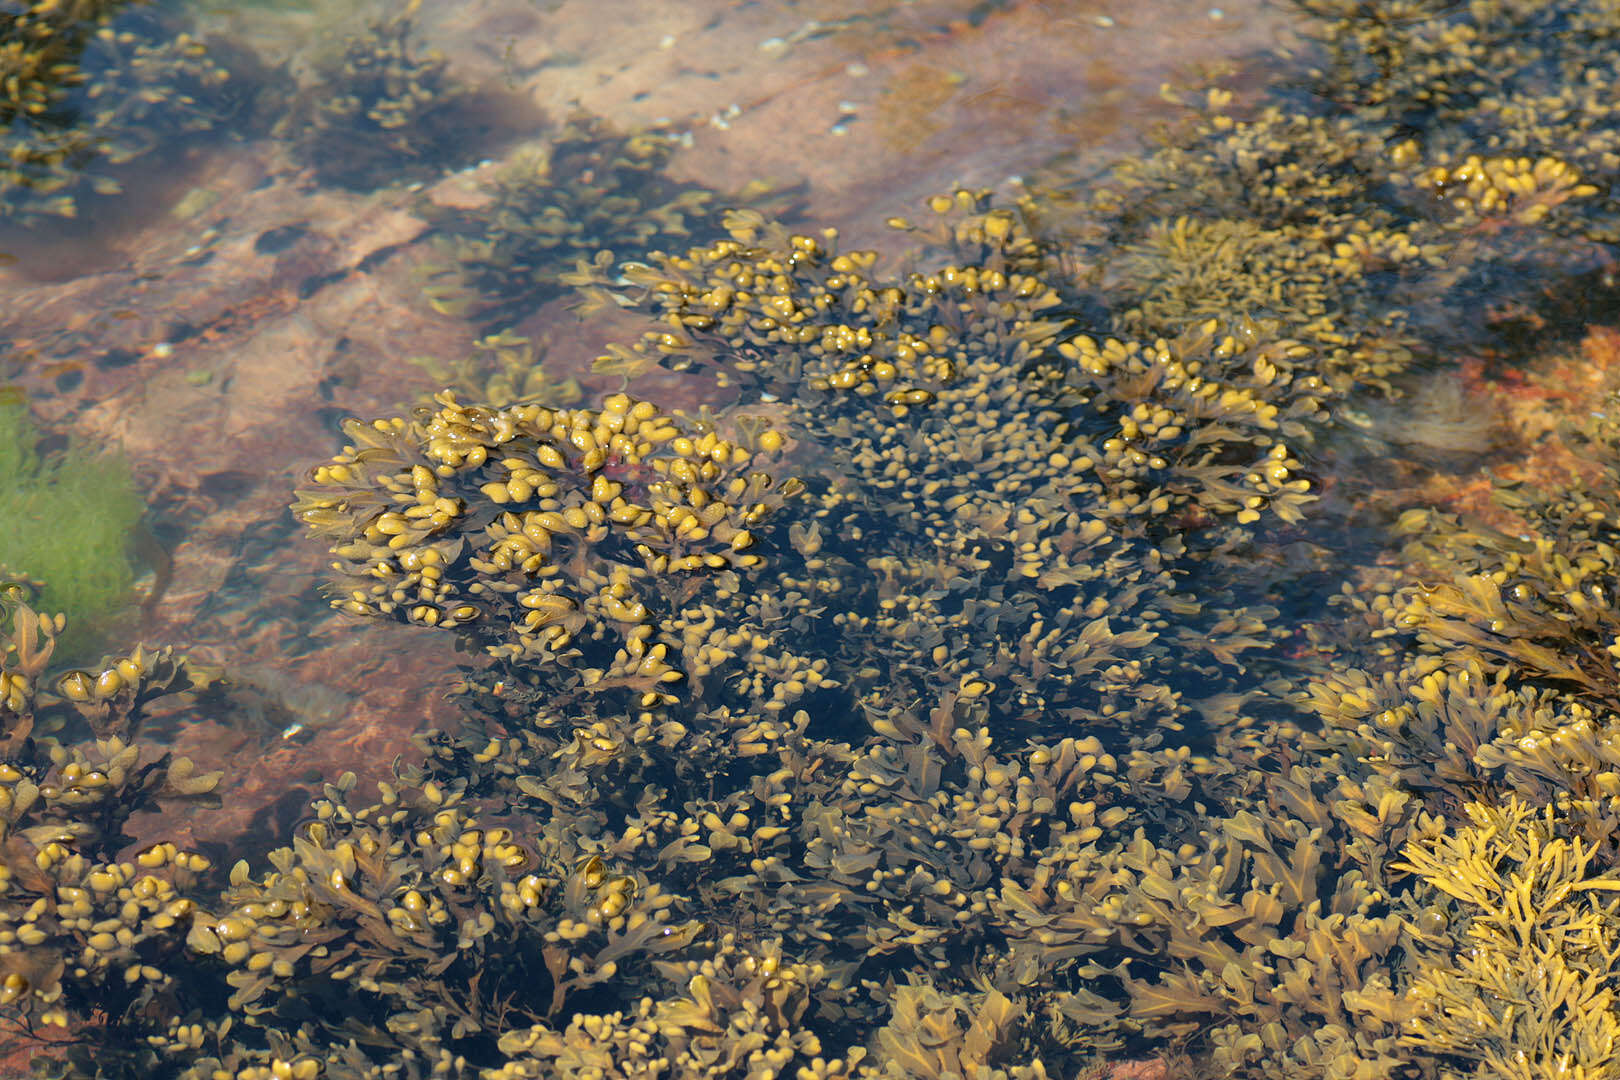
4 0 1620 1075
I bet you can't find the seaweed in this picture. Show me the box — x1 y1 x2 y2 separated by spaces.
0 0 239 222
23 0 1620 1075
0 395 144 660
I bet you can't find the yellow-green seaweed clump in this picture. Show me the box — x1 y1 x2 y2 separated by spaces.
1389 795 1620 1072
566 192 1303 755
1304 393 1620 863
182 769 701 1063
1287 407 1620 1077
1298 0 1620 251
595 191 1318 539
0 586 218 1057
40 0 1620 1075
292 390 799 704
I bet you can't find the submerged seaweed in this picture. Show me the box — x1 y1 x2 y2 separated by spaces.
416 115 782 329
16 0 1620 1077
277 0 480 191
0 0 241 222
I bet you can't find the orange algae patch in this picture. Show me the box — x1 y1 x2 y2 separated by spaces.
1414 330 1620 531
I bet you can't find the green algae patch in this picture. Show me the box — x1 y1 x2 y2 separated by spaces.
0 395 143 659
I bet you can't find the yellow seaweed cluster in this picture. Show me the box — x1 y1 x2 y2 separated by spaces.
26 0 1620 1075
604 195 1063 411
1033 102 1427 396
265 187 1348 1080
570 193 1303 756
0 586 218 1047
293 391 798 701
1392 796 1620 1072
1409 153 1599 227
176 769 700 1064
1039 8 1620 413
1306 394 1620 860
1285 389 1620 1076
597 192 1315 535
1300 0 1620 250
490 936 832 1080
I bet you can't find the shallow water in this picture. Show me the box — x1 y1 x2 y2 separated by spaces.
0 0 1278 861
3 0 1617 1076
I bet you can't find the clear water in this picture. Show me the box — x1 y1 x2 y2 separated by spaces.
3 0 1615 1076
